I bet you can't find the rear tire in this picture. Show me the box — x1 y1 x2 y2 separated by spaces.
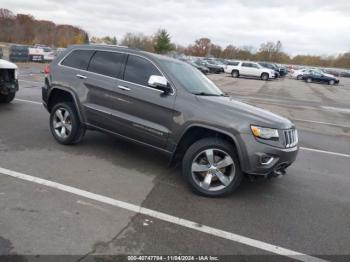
231 70 239 78
182 138 243 197
0 92 16 103
50 102 86 145
297 75 303 80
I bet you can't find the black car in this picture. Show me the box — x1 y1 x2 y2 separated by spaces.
278 66 288 77
9 45 29 62
188 61 210 74
302 71 339 85
258 62 280 78
196 60 223 74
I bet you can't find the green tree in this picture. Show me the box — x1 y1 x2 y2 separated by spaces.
154 29 173 54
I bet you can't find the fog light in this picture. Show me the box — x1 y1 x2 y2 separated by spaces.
261 156 274 165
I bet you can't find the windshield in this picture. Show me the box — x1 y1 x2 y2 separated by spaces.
161 60 224 96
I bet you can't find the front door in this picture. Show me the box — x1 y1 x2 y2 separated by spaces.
109 54 176 149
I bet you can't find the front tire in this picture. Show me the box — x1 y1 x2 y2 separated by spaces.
182 138 243 197
306 78 312 83
50 102 85 145
329 80 335 85
261 73 269 81
0 92 16 103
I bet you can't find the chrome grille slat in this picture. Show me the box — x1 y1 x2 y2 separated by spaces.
284 129 298 148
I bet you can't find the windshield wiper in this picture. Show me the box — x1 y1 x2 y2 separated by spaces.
194 92 227 97
193 92 222 96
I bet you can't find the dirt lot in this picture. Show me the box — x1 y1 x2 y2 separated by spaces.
0 63 349 261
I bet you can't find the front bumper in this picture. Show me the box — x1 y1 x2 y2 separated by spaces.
238 133 299 176
42 85 48 110
0 80 19 94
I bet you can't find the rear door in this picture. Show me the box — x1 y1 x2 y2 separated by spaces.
250 63 261 77
112 54 176 149
241 62 252 75
80 50 128 132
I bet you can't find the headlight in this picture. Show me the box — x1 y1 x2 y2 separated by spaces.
251 125 279 139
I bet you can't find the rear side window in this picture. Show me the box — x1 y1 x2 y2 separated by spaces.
228 62 239 66
124 55 161 86
61 50 94 70
88 51 126 78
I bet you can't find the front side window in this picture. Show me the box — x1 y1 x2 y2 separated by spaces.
124 55 161 86
160 60 223 96
242 63 251 67
61 50 94 70
88 51 126 78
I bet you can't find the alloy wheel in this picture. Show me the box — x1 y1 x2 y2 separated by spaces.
52 107 72 139
191 148 235 192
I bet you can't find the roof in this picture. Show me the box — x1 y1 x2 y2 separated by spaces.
0 59 18 69
68 44 180 64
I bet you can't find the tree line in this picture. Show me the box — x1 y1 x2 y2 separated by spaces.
92 32 350 69
1 8 349 68
0 8 89 47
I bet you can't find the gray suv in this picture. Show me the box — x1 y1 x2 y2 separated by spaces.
42 45 298 197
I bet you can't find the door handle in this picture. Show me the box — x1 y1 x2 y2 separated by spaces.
117 85 130 91
76 74 87 79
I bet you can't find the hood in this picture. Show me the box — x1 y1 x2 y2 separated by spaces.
323 73 335 78
198 95 294 129
0 59 18 69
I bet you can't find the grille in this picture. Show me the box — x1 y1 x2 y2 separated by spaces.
284 129 298 148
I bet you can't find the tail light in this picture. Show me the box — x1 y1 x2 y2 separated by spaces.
43 65 50 75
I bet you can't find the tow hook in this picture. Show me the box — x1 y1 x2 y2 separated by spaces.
273 169 286 177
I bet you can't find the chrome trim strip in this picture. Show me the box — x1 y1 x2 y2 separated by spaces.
261 157 274 165
117 85 131 91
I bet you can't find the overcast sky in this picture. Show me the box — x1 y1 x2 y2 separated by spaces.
2 0 350 56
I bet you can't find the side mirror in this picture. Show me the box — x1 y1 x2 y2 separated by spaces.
148 75 171 94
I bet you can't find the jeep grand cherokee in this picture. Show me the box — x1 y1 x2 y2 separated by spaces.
42 45 299 197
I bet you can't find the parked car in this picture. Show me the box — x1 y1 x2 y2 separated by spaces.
42 45 299 197
9 45 29 62
196 60 223 74
0 59 19 103
204 59 226 71
302 71 339 85
258 62 280 78
187 61 209 74
29 46 55 62
225 61 275 80
340 71 350 78
293 68 335 80
277 65 288 77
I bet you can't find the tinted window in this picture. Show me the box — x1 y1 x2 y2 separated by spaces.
61 50 94 70
228 62 239 66
242 63 251 67
88 51 126 78
124 55 161 86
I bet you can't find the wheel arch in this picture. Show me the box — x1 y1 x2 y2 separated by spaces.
47 87 84 122
171 124 244 167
